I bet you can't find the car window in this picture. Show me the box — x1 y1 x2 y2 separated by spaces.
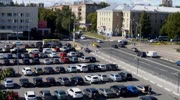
28 95 35 97
6 80 12 83
44 92 51 96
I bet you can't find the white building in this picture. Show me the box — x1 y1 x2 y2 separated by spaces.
0 0 13 4
0 6 38 39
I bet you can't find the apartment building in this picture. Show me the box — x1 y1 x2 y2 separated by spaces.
48 3 103 28
0 6 38 39
97 4 180 37
162 0 173 7
0 0 13 4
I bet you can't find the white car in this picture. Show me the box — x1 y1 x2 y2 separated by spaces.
149 39 158 43
60 46 68 52
97 40 103 43
49 52 58 58
0 53 4 59
146 51 158 58
84 75 100 84
67 88 83 99
80 36 86 40
13 41 23 46
67 51 76 57
24 91 37 100
4 78 14 88
109 73 122 82
67 66 77 73
98 64 107 71
76 64 88 72
28 49 39 54
22 67 33 76
43 48 52 54
43 58 52 64
98 74 109 82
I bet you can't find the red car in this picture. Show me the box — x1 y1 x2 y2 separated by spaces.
7 92 19 100
60 52 67 58
61 57 69 63
53 48 60 52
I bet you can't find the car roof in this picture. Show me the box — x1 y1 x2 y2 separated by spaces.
41 90 50 93
86 88 97 91
70 88 81 92
46 77 55 79
56 90 65 93
24 67 31 69
26 91 35 95
5 78 13 81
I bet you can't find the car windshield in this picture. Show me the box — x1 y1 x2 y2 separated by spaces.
63 78 69 81
60 92 66 95
37 68 42 71
28 95 35 97
93 77 98 79
75 91 82 94
7 80 12 83
105 89 113 94
22 79 28 82
82 66 87 68
102 75 107 77
115 75 120 77
72 67 76 69
27 69 31 71
44 92 51 96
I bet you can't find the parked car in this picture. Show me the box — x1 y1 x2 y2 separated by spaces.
43 58 52 64
136 85 152 94
67 51 76 57
43 67 55 74
98 74 109 82
71 76 84 85
54 90 67 100
119 71 133 81
49 52 58 58
79 56 91 63
16 53 22 59
110 85 129 97
33 67 44 75
98 88 117 98
97 40 103 43
13 59 19 65
43 48 52 54
139 96 158 100
67 66 77 73
60 57 69 63
22 67 33 76
176 61 180 66
131 47 139 52
57 77 71 86
109 73 122 82
87 64 99 72
6 53 13 59
19 78 31 87
106 64 118 71
28 49 39 54
24 91 37 100
3 59 10 65
0 53 4 59
22 58 30 65
111 45 118 48
84 75 100 84
4 78 14 89
75 52 84 57
98 64 107 71
23 53 30 58
69 56 78 63
39 53 48 58
46 77 56 86
87 56 96 62
32 58 40 65
67 88 83 99
31 53 39 58
127 85 140 96
59 52 67 58
33 77 43 87
55 66 66 73
76 64 89 72
83 88 100 99
52 58 61 64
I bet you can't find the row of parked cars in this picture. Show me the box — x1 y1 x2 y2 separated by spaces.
23 85 155 100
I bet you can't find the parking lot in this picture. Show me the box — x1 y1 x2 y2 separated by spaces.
0 41 179 100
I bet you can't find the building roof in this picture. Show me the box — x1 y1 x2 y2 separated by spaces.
97 4 180 13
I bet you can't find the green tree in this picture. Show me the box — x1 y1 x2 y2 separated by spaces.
137 11 151 38
160 12 180 41
98 2 110 8
87 12 97 31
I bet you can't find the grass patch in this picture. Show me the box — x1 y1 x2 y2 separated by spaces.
84 32 106 40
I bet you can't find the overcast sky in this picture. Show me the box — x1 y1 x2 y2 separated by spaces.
13 0 180 7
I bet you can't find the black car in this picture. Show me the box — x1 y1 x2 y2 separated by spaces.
5 68 16 77
32 58 40 65
23 54 30 58
39 90 53 100
33 77 44 87
22 58 30 65
87 64 99 72
111 45 118 48
16 54 22 59
3 59 10 65
13 59 19 65
43 67 55 74
46 77 56 86
106 64 118 71
36 42 43 47
70 76 84 85
55 66 66 73
76 52 84 57
137 51 146 57
119 43 125 48
110 85 129 97
57 77 71 86
118 71 133 81
139 96 158 100
19 78 31 87
6 53 13 59
83 88 100 99
84 48 91 53
88 56 96 62
39 53 48 58
52 58 60 64
99 88 117 98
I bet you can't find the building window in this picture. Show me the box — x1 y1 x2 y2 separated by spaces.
7 13 12 17
13 13 17 17
8 19 12 23
117 13 119 16
7 26 11 29
1 13 5 16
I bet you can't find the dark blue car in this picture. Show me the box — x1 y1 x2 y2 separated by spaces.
176 61 180 66
127 85 140 96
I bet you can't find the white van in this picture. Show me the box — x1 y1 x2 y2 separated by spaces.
146 51 158 58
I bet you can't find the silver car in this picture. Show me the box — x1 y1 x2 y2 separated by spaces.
4 78 14 88
109 74 122 82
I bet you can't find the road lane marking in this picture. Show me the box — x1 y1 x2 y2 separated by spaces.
111 48 180 72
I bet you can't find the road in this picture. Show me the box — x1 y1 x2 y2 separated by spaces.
78 39 180 85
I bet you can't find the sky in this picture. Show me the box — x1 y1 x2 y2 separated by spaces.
13 0 180 7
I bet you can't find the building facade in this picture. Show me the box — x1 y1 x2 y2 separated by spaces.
162 0 173 7
0 0 12 4
0 6 38 39
97 4 180 37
